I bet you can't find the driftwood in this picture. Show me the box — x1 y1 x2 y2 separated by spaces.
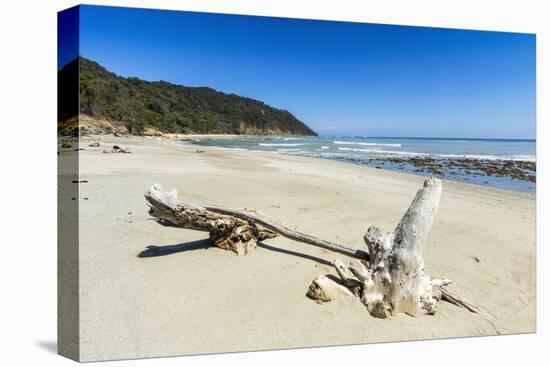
204 206 368 259
439 286 493 319
145 184 368 259
306 178 490 319
145 184 276 255
145 178 488 319
103 145 131 154
308 275 355 302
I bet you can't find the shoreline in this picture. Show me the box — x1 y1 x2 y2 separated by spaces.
173 138 536 196
61 133 536 198
177 136 536 194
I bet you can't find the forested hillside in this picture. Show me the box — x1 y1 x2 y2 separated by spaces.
58 57 317 136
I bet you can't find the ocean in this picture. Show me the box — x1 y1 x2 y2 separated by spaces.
183 136 536 194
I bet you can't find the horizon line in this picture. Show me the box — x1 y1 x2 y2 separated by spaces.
318 135 536 141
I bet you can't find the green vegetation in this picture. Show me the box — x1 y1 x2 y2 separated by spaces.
59 57 317 136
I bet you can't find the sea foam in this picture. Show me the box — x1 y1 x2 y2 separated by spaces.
337 147 428 156
259 143 305 147
334 141 402 147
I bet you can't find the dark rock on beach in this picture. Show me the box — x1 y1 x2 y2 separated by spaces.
372 156 535 183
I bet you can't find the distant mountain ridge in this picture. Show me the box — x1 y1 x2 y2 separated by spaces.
58 57 317 136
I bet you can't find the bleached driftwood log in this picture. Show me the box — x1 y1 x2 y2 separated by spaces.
307 177 486 319
145 184 369 259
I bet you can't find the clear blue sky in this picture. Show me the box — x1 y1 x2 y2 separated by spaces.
64 5 536 139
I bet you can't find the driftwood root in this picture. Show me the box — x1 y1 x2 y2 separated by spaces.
307 178 489 319
145 184 276 255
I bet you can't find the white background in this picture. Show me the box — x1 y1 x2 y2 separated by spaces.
0 0 547 365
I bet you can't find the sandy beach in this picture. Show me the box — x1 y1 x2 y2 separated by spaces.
58 134 535 362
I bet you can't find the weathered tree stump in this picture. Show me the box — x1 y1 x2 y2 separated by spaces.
306 178 489 319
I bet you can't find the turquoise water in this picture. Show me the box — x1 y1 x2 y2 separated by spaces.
183 136 536 193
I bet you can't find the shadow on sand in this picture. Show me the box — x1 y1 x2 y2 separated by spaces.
256 242 332 266
138 239 212 257
138 238 331 265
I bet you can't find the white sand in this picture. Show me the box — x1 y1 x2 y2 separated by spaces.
60 135 535 361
